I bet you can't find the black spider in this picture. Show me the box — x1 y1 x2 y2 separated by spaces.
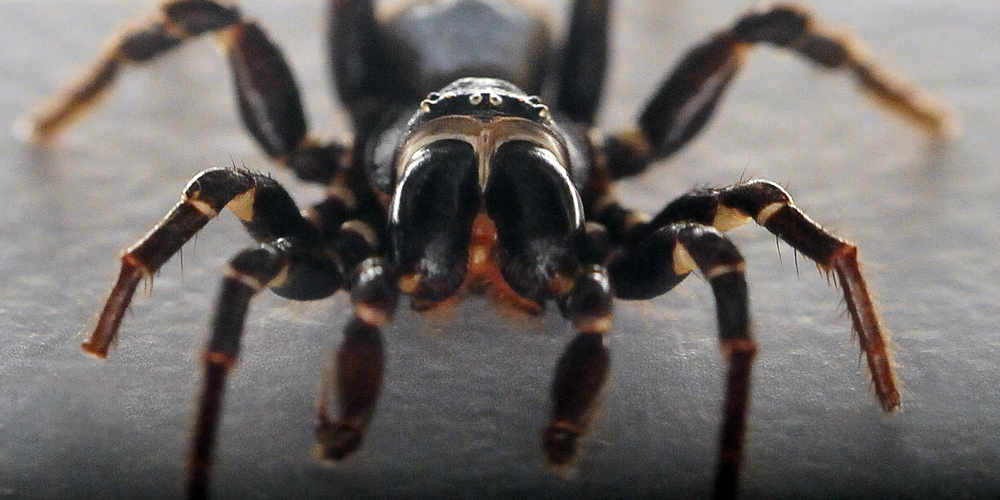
24 0 953 498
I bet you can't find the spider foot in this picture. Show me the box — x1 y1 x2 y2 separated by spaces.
542 422 580 465
315 418 365 462
544 331 610 472
83 253 148 358
316 315 387 462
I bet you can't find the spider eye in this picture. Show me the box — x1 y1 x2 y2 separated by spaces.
389 139 480 300
484 140 583 301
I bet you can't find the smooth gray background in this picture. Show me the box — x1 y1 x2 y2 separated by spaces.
1 0 997 498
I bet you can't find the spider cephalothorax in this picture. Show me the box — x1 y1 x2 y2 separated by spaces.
388 77 588 306
24 0 952 498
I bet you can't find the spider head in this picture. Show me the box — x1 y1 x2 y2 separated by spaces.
388 78 584 303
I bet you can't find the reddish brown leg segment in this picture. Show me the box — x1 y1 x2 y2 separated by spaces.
83 201 213 357
316 317 385 460
317 257 397 461
754 202 900 411
82 255 146 358
832 247 899 410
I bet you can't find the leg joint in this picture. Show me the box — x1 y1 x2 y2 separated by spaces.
719 179 793 224
732 5 811 46
163 0 242 37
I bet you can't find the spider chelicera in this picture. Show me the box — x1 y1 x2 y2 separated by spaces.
24 0 953 498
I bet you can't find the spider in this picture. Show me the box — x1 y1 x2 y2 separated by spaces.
24 0 953 498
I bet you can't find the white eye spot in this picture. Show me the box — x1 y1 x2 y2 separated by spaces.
469 93 483 105
420 92 443 113
488 93 503 106
537 105 550 118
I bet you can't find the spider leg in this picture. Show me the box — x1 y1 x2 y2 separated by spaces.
606 222 753 500
328 0 399 135
190 235 373 499
189 242 295 500
605 3 955 178
554 0 610 125
89 167 365 498
23 0 349 184
84 166 336 357
544 264 614 466
639 179 900 411
316 257 398 461
22 0 240 143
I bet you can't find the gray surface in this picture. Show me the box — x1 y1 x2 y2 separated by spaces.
1 0 998 499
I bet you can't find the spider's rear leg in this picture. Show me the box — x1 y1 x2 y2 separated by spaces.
23 0 240 143
605 3 955 178
554 0 611 125
640 179 900 411
607 223 753 499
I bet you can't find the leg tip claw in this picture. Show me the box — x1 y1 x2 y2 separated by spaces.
80 340 109 359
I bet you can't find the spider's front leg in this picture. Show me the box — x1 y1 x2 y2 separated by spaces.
637 179 900 411
82 166 390 498
84 166 280 357
606 222 753 500
601 178 900 497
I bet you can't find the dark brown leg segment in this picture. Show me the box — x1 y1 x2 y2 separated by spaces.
545 265 614 465
607 223 754 500
328 0 397 134
544 332 610 465
605 3 954 179
188 244 291 500
554 0 610 125
317 257 398 461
